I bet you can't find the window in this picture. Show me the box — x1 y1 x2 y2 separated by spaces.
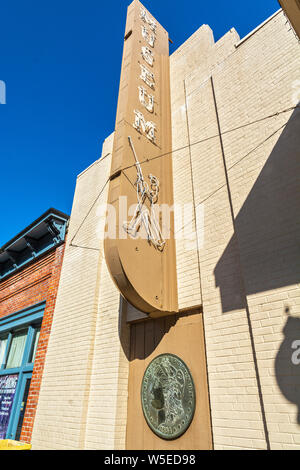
29 327 40 364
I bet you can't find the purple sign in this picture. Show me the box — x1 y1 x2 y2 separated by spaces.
0 374 18 439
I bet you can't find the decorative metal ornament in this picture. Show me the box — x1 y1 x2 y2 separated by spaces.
141 46 154 67
140 7 157 33
139 64 155 89
141 25 156 48
138 86 154 113
141 354 196 440
133 110 156 142
123 137 165 251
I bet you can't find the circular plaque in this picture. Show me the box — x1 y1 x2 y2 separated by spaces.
141 353 196 440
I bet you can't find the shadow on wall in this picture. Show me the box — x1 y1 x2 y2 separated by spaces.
214 107 300 313
120 308 180 361
275 310 300 424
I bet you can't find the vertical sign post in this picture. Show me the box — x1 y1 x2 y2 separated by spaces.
105 1 178 315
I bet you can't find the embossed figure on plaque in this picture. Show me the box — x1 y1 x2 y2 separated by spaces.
141 354 196 439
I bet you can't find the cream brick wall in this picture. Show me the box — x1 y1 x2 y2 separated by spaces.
170 9 300 449
31 133 130 449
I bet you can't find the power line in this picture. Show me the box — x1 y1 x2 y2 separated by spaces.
122 120 289 235
69 177 110 248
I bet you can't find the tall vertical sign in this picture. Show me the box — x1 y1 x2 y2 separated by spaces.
104 1 178 315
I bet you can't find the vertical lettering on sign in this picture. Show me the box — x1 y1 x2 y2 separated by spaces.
138 86 154 113
141 25 156 48
135 6 157 141
141 46 154 67
133 110 156 142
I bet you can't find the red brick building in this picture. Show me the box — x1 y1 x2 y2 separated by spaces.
0 208 68 443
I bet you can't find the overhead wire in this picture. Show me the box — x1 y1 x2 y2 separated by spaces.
121 104 298 173
69 104 298 248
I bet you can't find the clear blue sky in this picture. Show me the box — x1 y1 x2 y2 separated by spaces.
0 0 280 246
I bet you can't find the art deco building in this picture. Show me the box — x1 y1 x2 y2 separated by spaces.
30 2 300 450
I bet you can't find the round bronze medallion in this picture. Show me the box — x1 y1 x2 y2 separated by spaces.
141 353 196 440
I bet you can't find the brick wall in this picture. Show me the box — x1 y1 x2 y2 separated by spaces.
0 243 65 443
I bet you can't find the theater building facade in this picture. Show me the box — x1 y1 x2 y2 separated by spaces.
0 209 68 443
30 2 300 450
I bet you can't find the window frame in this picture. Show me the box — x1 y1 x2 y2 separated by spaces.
0 302 45 439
